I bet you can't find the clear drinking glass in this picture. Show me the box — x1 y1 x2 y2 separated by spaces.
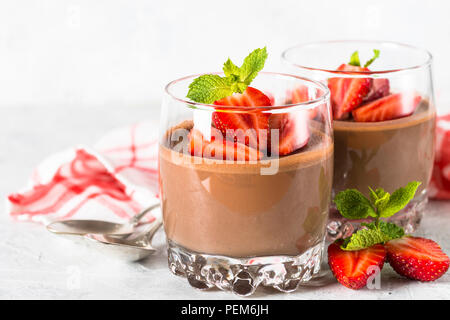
159 72 333 295
282 41 436 239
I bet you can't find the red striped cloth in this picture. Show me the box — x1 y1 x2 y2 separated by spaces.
430 114 450 200
7 123 160 225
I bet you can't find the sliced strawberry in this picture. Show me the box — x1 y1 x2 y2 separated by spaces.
264 91 275 106
213 86 271 150
291 85 309 104
352 92 421 122
327 64 372 120
214 86 272 107
212 111 269 149
188 128 262 161
204 139 262 161
363 78 390 103
289 85 318 120
188 128 206 156
328 242 386 290
386 237 449 282
268 110 310 156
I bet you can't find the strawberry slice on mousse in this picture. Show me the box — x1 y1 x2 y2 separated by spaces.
212 86 310 157
289 85 319 120
327 64 372 120
204 138 262 162
352 92 421 122
212 86 271 150
188 127 262 161
269 110 310 156
188 127 207 157
362 78 390 104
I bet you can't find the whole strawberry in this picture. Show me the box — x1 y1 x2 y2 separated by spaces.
386 236 450 282
328 242 386 290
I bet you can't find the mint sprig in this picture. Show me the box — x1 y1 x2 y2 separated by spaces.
334 181 421 251
348 49 380 68
186 47 268 104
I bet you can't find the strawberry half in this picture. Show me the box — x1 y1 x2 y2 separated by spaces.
352 92 421 122
328 242 386 290
213 86 271 150
327 64 372 120
386 237 450 282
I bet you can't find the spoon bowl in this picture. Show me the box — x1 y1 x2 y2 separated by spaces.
85 220 163 261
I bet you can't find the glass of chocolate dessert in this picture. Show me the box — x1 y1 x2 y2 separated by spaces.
282 41 436 238
159 48 333 295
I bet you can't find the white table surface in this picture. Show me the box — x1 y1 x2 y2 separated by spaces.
1 105 449 300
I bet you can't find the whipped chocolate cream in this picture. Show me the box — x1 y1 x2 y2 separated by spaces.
333 100 435 197
159 121 333 257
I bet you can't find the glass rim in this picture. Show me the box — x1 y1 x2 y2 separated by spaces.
281 40 433 75
164 71 330 112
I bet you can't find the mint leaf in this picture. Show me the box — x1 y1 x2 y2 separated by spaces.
369 187 390 212
341 221 404 251
349 51 361 67
378 221 405 239
223 58 240 79
341 228 389 251
348 49 380 68
362 221 405 240
239 47 268 85
187 47 268 103
378 181 421 218
364 49 380 68
229 81 247 94
186 75 234 104
334 189 376 220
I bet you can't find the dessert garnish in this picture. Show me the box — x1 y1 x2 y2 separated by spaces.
352 92 421 122
328 242 386 290
188 127 262 161
327 50 379 119
329 181 449 289
328 50 421 122
187 47 269 104
186 48 310 159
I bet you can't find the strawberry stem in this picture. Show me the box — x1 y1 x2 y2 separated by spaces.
375 213 380 229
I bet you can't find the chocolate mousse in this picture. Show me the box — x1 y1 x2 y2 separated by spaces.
159 121 333 257
317 49 436 227
159 48 335 294
333 100 435 197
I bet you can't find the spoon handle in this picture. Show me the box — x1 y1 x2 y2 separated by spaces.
129 202 160 226
146 219 163 241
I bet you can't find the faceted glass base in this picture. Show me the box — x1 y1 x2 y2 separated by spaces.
327 192 428 241
167 240 324 296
